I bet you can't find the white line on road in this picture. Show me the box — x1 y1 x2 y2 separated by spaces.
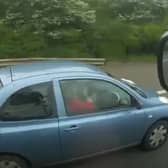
157 90 167 95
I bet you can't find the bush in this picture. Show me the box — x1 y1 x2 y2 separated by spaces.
0 24 46 58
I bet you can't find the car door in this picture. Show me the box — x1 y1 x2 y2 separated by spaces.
0 81 62 166
58 78 146 161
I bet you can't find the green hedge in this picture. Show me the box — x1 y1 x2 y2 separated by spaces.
0 21 165 59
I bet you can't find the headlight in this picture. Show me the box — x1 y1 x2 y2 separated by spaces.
159 96 168 104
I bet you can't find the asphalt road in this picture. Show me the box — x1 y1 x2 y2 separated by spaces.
103 62 162 90
59 143 168 168
55 62 168 168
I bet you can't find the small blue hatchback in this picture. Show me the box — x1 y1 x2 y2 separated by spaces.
0 61 168 168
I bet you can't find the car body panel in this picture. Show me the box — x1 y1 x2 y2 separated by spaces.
59 107 146 161
0 119 62 166
143 105 168 129
0 61 168 167
0 67 12 86
10 61 106 81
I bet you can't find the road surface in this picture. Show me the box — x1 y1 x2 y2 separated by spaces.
103 62 162 90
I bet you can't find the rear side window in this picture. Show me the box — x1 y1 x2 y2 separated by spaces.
0 82 55 121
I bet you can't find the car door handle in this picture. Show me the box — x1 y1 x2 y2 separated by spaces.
64 125 80 132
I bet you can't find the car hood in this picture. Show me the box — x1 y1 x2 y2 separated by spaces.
143 89 168 106
143 89 158 98
120 79 168 106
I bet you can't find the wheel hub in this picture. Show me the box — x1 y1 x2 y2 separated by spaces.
0 160 21 168
149 125 167 147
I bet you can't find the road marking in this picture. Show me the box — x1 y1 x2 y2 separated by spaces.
157 90 167 95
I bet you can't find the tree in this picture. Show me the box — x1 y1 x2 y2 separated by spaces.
2 0 96 40
103 0 168 22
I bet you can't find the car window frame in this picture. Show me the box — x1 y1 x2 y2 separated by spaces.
0 80 58 121
58 77 141 117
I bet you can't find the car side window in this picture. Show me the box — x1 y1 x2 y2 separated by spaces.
1 82 55 121
60 79 134 116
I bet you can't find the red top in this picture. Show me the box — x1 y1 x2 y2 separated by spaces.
68 98 96 113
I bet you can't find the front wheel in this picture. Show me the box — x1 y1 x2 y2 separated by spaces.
0 155 29 168
142 120 168 150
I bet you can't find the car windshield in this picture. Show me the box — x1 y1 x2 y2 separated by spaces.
107 73 147 98
123 82 147 98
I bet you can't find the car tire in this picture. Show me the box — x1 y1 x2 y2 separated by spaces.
0 155 29 168
142 120 168 150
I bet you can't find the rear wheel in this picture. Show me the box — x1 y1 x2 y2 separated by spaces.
0 155 29 168
142 120 168 150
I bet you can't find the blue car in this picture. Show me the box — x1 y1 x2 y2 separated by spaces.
0 61 168 168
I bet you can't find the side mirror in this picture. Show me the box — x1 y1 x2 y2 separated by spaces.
158 32 168 91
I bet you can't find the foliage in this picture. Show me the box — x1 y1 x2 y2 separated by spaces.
0 0 167 59
2 0 96 39
106 0 168 22
0 23 45 58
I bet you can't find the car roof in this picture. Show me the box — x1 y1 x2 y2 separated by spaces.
0 61 106 85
